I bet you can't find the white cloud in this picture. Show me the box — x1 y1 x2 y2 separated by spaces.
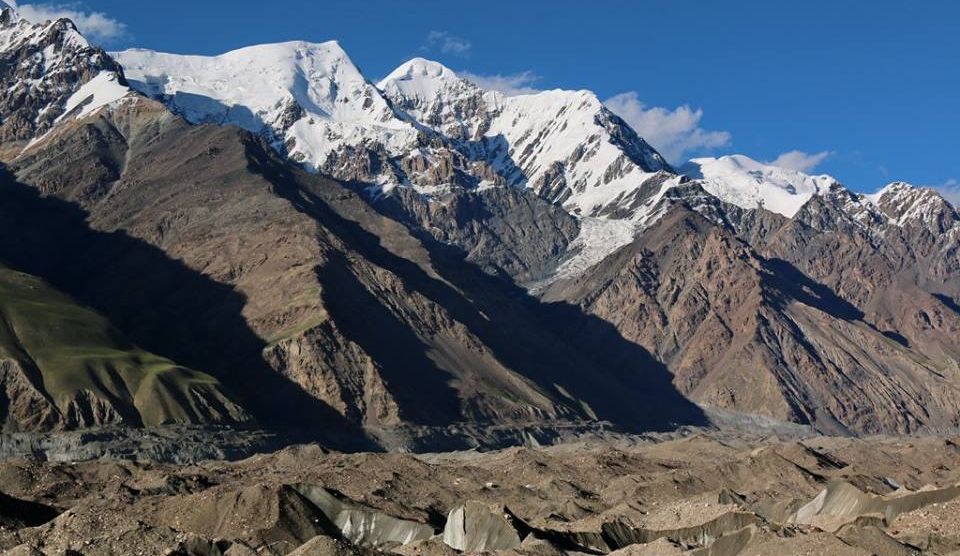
604 91 731 163
16 2 127 43
767 150 832 173
934 178 960 207
459 70 541 96
422 30 471 56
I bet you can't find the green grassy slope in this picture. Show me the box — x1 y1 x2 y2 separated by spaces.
0 264 248 429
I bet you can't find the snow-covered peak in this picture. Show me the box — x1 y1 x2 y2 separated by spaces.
682 154 839 217
379 57 672 219
483 89 672 208
114 41 417 171
865 182 960 231
117 40 384 122
0 9 129 149
378 57 487 140
864 182 919 205
378 57 464 99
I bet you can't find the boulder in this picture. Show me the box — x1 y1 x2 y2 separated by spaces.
294 484 435 547
441 500 531 552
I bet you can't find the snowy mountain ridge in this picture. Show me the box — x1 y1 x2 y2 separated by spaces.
4 13 952 243
377 58 674 218
114 43 678 224
109 38 960 236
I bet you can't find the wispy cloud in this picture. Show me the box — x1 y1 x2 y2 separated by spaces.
767 150 833 173
604 91 731 163
460 70 541 96
421 30 471 57
934 178 960 208
16 2 127 43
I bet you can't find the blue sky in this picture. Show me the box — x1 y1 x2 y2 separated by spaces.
12 0 960 196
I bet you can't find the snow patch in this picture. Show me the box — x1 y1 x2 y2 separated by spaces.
58 70 129 121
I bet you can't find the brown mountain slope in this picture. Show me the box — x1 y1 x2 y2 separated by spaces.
740 188 960 366
542 205 960 435
0 97 704 448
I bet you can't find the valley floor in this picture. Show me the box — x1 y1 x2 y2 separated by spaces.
0 431 958 554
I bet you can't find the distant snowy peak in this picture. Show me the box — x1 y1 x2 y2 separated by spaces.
486 89 674 215
681 155 960 234
683 155 839 217
379 57 466 100
114 41 418 172
866 182 960 231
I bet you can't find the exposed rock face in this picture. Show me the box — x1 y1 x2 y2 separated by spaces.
4 81 959 441
755 184 960 361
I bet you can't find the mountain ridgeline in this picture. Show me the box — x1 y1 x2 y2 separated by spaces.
1 5 959 449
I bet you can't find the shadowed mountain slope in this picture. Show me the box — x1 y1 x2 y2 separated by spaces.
1 96 705 449
0 262 248 431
